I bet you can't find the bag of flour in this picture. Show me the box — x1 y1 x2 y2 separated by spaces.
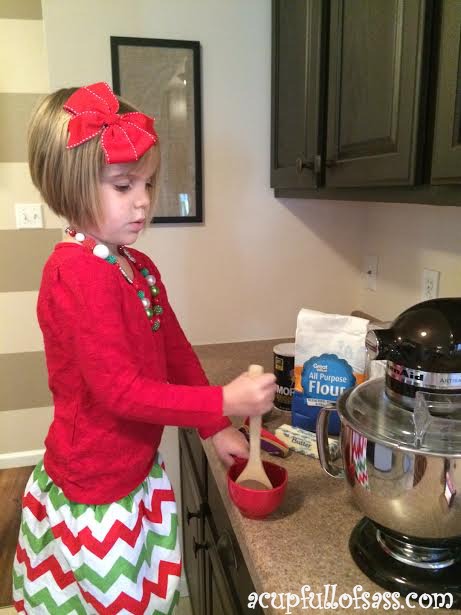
292 308 369 435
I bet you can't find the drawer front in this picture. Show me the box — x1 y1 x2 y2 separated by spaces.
206 465 262 615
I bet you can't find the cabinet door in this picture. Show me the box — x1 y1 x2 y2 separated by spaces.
326 0 428 187
271 0 325 189
431 1 461 184
204 520 241 615
180 441 205 615
206 464 263 615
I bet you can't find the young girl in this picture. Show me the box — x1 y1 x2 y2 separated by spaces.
12 82 276 614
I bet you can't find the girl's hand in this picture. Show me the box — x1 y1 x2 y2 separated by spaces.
211 425 249 467
222 372 276 417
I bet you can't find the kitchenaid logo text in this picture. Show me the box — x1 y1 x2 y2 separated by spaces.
387 362 461 389
388 364 424 381
248 584 454 612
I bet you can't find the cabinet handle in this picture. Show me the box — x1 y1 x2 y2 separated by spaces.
295 157 314 174
193 537 208 557
216 531 238 570
186 507 202 525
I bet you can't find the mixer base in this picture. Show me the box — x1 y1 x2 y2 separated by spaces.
349 518 461 608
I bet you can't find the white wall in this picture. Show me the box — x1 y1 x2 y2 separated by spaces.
358 203 461 322
42 0 364 345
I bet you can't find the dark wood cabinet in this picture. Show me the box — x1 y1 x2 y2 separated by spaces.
179 429 262 615
326 0 427 187
204 520 239 615
271 0 461 203
271 0 325 189
180 431 206 615
205 463 261 615
431 0 461 184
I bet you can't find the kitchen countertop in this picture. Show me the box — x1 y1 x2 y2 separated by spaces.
194 339 460 615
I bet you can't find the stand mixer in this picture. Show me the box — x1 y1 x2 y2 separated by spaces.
317 299 461 605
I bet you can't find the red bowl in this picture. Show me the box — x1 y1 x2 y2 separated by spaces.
227 459 288 519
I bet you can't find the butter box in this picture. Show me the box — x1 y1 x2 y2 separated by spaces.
275 423 339 460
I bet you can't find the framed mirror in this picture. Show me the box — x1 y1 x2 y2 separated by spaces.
111 36 203 223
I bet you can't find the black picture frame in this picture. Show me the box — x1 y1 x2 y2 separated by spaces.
111 36 203 223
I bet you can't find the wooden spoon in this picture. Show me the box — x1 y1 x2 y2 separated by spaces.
235 364 273 490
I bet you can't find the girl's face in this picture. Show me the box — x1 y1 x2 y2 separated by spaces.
87 156 157 252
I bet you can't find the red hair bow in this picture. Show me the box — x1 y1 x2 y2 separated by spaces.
63 82 158 164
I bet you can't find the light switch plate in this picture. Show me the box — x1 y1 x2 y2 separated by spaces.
15 203 43 229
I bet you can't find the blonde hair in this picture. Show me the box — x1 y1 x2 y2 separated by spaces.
28 87 160 228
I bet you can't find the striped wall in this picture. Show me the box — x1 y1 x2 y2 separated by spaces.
0 0 62 461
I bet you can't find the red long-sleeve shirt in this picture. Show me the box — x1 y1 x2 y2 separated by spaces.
38 243 230 504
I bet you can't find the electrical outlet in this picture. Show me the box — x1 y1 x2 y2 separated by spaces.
15 203 43 229
422 269 440 301
363 255 378 291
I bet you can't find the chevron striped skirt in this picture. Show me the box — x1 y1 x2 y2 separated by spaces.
12 455 181 614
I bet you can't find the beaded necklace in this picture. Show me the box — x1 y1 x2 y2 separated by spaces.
65 228 163 332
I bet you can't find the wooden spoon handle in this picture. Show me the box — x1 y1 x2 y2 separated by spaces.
235 364 272 489
248 416 262 465
248 365 264 465
248 364 264 378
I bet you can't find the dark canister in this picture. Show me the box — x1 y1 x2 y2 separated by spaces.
273 343 295 411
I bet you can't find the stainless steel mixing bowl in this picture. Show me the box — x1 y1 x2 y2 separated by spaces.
316 380 461 540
